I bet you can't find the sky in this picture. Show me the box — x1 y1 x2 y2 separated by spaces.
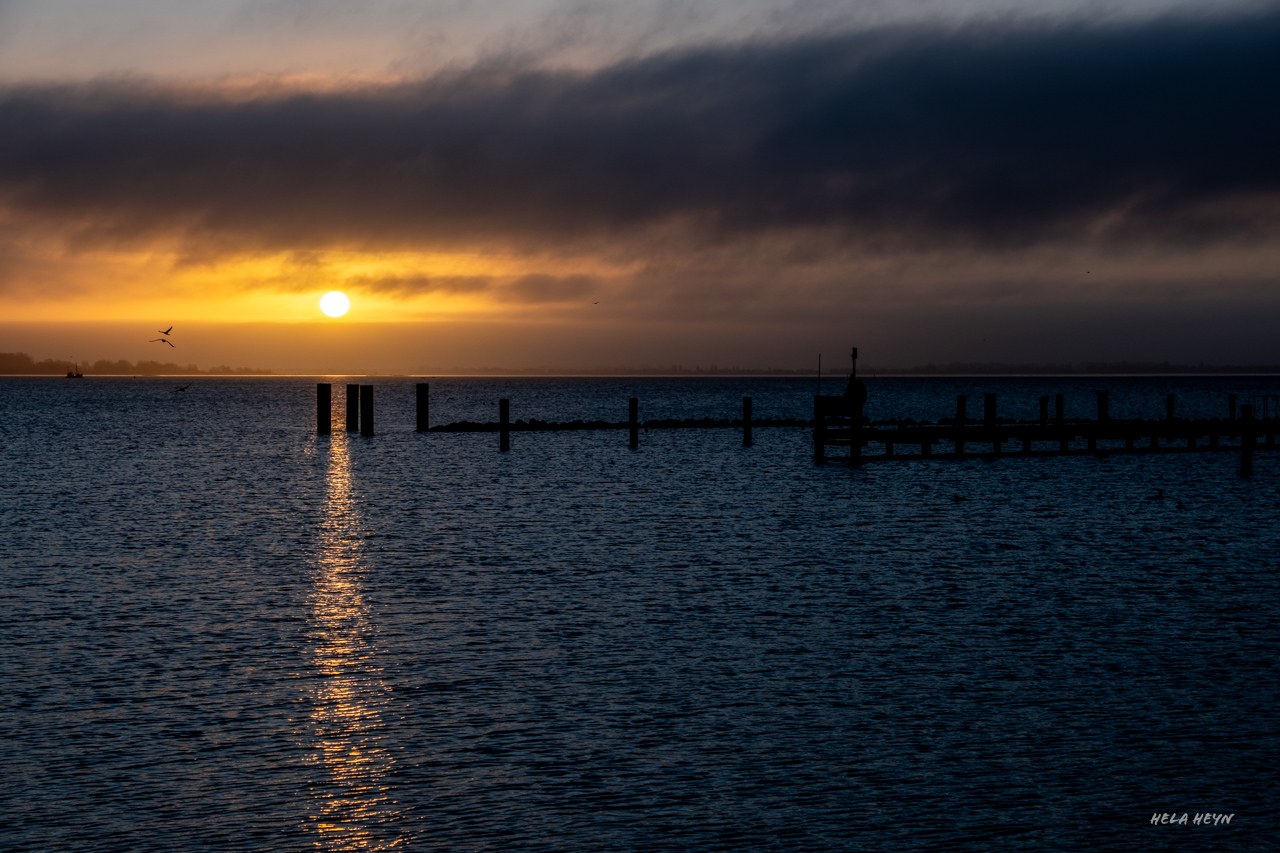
1 0 1278 371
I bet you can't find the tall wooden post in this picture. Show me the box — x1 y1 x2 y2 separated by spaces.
1167 394 1176 421
1241 404 1254 475
742 397 753 447
1056 394 1067 452
1039 395 1049 427
851 400 862 464
1096 390 1109 422
955 395 967 457
416 383 429 432
346 384 359 432
499 398 510 451
1229 393 1237 421
984 393 999 454
359 385 374 436
317 383 332 434
629 397 639 448
813 396 826 462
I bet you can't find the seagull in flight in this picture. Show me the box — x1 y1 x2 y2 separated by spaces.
149 338 175 347
159 326 173 336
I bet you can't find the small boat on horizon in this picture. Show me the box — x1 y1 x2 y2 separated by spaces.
66 364 83 378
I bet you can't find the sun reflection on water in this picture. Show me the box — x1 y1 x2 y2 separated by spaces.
306 432 403 850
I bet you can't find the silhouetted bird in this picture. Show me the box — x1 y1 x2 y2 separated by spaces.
149 338 175 347
175 384 189 392
159 326 173 335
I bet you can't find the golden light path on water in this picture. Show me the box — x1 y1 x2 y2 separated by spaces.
306 431 404 850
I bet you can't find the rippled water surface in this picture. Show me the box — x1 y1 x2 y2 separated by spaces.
3 376 1278 851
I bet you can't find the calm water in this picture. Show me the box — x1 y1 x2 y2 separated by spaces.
2 376 1278 851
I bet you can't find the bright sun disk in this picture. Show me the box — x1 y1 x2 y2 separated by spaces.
320 291 350 317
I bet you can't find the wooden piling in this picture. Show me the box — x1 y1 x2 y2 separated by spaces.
1229 393 1237 421
629 397 639 448
813 397 827 462
500 398 510 451
317 383 332 434
1055 394 1064 424
1167 394 1176 421
346 384 359 432
416 383 429 432
984 393 1000 454
742 397 753 446
1039 395 1049 427
359 385 374 436
1096 390 1109 422
955 395 967 457
1241 404 1254 475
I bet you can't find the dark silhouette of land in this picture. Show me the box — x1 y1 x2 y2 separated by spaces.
0 352 271 375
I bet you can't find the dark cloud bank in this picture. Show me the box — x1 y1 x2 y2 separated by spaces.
1 10 1278 253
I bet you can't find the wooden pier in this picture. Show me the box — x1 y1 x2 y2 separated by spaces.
316 374 1276 474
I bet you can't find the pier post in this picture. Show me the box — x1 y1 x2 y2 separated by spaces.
813 397 829 461
955 395 967 457
1241 404 1254 475
500 398 510 451
1039 395 1049 427
416 383 429 432
317 383 331 434
984 393 1000 454
743 397 752 447
1056 394 1068 452
346 384 359 432
922 438 932 457
1167 394 1176 421
359 385 374 436
1096 390 1109 422
1022 430 1032 454
629 397 639 448
1229 394 1237 421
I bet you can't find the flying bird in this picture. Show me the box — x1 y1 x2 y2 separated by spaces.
159 326 173 335
149 338 175 347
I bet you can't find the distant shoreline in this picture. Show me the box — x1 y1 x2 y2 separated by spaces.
5 350 1280 377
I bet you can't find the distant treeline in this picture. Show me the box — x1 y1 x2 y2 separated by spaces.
0 352 272 375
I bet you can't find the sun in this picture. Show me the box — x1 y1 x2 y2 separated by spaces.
320 291 350 317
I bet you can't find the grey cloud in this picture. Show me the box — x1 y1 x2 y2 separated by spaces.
1 9 1278 255
499 274 598 303
345 274 493 295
